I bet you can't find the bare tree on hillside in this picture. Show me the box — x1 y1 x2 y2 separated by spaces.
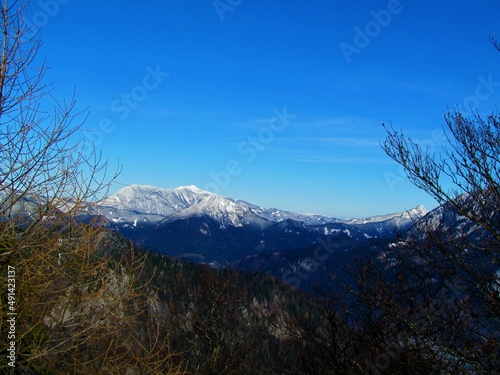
284 39 500 374
0 0 116 235
377 40 500 373
0 1 185 373
382 110 500 249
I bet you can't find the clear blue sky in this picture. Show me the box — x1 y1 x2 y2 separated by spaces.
30 0 499 218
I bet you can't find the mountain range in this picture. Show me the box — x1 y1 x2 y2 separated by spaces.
5 183 484 292
91 184 428 267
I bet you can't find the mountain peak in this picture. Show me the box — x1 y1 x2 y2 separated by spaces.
179 184 202 191
110 184 210 198
101 184 214 217
340 205 427 226
414 205 427 214
173 185 211 195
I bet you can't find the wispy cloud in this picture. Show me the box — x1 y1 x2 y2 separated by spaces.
231 114 384 132
295 115 383 130
231 117 275 130
277 136 381 148
288 155 391 165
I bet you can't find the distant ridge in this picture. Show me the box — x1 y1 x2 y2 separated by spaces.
100 184 427 229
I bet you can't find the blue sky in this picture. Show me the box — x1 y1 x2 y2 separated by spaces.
30 0 499 218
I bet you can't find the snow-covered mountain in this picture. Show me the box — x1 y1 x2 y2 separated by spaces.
342 205 428 237
101 184 210 219
342 205 427 226
99 185 272 229
99 184 426 232
100 184 333 228
91 184 429 265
